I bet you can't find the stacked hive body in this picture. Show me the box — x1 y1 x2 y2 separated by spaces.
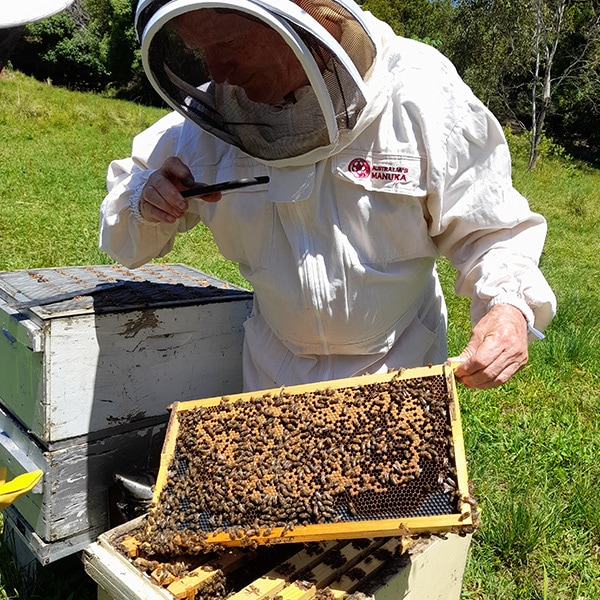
0 264 253 563
141 365 473 555
84 514 473 600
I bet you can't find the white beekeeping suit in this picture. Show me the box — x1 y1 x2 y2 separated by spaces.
100 0 556 390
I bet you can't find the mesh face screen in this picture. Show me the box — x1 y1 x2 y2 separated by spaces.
294 0 376 78
140 367 473 555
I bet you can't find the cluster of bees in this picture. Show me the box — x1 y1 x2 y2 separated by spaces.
117 535 400 600
138 373 458 556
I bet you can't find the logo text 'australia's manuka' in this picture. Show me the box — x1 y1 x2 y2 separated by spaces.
348 158 412 184
371 165 409 182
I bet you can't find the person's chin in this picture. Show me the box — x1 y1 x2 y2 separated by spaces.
243 85 281 106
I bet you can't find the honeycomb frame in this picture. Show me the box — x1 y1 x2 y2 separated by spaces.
146 364 473 551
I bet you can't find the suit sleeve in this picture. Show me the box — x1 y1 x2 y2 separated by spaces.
99 112 203 269
429 99 556 337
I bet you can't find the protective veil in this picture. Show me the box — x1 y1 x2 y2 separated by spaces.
135 0 378 162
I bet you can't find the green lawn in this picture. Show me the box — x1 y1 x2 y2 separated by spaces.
1 71 600 599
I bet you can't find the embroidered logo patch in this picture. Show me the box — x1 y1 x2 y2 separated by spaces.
347 158 411 184
371 165 409 182
336 152 425 194
348 157 371 179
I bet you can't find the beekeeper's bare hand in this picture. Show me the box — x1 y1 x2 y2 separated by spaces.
451 304 529 389
139 156 221 223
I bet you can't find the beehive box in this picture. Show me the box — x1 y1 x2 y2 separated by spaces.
83 515 473 600
0 263 253 444
0 401 166 546
140 364 474 555
0 263 253 559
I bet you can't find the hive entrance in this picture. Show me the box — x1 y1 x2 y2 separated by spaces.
142 365 472 554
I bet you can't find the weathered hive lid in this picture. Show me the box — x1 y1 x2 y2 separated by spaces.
0 264 252 320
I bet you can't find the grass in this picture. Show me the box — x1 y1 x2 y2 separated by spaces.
1 71 600 599
449 133 600 599
0 70 246 287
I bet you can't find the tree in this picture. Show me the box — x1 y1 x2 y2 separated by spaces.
528 0 600 167
449 0 534 121
448 0 600 168
12 9 109 91
361 0 454 50
10 0 160 104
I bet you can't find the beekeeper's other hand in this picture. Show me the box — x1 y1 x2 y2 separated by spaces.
451 304 529 390
0 467 43 510
139 156 221 223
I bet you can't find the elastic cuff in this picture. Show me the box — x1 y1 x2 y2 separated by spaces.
129 184 145 222
128 180 160 226
487 295 544 340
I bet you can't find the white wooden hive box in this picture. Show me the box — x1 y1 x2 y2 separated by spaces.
83 515 472 600
0 402 166 547
0 263 253 444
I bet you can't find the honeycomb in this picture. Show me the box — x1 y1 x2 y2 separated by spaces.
139 367 472 555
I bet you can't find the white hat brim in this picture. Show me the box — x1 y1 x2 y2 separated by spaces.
0 0 75 28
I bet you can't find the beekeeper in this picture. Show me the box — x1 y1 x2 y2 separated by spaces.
99 0 556 391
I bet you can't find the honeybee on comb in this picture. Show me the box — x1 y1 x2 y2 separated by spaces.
140 365 474 555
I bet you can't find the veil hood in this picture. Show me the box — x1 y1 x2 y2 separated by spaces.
136 0 391 167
